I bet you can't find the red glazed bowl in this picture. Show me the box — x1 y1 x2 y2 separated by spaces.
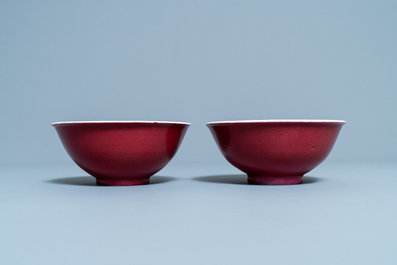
52 121 190 186
207 120 345 185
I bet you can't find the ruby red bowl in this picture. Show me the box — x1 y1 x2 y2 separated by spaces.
52 121 190 186
207 120 345 185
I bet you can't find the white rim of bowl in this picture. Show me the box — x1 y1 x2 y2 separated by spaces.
206 119 346 125
52 121 190 126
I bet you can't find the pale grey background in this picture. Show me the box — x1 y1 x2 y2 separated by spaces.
2 2 397 265
1 1 397 166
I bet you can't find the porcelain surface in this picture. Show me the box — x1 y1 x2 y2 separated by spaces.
207 120 345 185
53 121 190 186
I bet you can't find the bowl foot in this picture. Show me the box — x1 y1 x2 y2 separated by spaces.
247 175 303 185
96 178 150 186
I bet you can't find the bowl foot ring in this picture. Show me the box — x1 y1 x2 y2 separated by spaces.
96 178 150 186
248 175 303 185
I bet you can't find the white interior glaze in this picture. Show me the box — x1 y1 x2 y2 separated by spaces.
52 121 190 126
206 119 346 125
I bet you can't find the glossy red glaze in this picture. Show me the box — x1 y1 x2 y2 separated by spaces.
207 120 345 185
53 121 189 186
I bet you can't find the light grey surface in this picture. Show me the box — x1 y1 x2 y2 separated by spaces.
1 2 396 263
1 161 397 265
1 1 397 165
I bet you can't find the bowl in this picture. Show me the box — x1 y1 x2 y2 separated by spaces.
52 121 190 186
207 120 345 185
